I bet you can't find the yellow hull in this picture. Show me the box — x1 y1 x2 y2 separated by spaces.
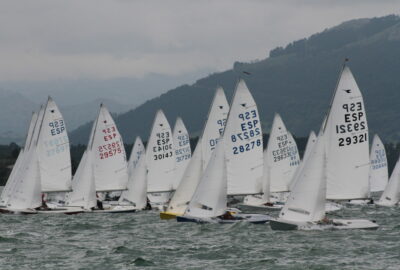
159 211 182 220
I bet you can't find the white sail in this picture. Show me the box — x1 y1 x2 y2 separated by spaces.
369 135 388 193
25 112 39 148
279 135 326 222
288 131 317 191
6 146 42 210
224 80 263 195
67 151 97 210
185 138 226 218
377 155 400 206
201 87 229 170
167 138 203 215
119 153 148 210
36 97 72 192
0 149 25 206
267 114 300 193
1 112 38 206
90 104 128 192
172 117 192 188
324 66 370 200
127 136 145 176
146 110 176 192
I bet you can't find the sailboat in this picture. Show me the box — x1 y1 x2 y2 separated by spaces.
118 152 148 210
146 110 176 209
177 138 270 224
224 79 263 196
270 134 379 231
324 64 370 203
160 87 229 219
376 154 400 206
0 112 38 209
242 114 300 209
172 117 192 189
0 112 41 214
66 104 134 213
369 135 388 194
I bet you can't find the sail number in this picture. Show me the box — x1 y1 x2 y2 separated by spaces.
153 131 173 160
99 142 122 159
335 102 366 134
371 149 387 170
338 133 367 147
231 110 261 155
49 120 65 136
44 136 69 157
102 126 118 141
233 139 261 154
175 134 191 163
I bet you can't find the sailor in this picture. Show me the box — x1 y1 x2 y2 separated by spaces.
96 193 104 210
39 193 50 210
218 211 235 220
144 197 152 210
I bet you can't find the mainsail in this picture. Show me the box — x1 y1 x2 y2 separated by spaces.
146 110 176 193
66 150 97 210
324 65 370 200
185 138 226 218
89 104 128 192
378 155 400 206
224 79 263 195
200 87 229 170
119 152 148 209
166 138 203 215
127 136 145 176
36 97 72 192
172 117 192 189
279 135 326 223
267 114 300 193
369 135 388 193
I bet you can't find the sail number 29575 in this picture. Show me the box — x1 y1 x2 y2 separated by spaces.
338 133 367 147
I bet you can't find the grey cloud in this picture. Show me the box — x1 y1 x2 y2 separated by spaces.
0 0 398 81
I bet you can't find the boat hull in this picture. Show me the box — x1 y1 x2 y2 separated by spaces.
36 207 84 215
270 218 379 231
0 208 37 215
160 211 181 220
177 213 271 224
88 205 137 213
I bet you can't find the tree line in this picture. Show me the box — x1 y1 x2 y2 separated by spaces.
1 135 399 186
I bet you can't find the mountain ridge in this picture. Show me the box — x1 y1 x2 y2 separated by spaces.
68 14 400 144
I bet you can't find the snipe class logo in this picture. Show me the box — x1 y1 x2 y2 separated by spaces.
343 89 351 94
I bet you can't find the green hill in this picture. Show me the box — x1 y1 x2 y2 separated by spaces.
70 15 400 145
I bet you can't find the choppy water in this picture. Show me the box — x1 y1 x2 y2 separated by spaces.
1 202 400 270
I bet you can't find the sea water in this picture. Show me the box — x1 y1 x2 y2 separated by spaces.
0 192 399 269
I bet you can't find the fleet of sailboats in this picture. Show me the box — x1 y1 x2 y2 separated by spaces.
1 61 394 231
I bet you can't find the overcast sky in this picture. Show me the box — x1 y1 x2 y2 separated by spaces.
0 0 399 82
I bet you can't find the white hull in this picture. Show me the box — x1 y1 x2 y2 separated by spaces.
36 206 84 215
325 201 343 212
87 205 137 213
270 218 379 231
375 200 398 207
346 199 374 206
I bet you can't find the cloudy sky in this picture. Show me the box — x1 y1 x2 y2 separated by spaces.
0 0 399 83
